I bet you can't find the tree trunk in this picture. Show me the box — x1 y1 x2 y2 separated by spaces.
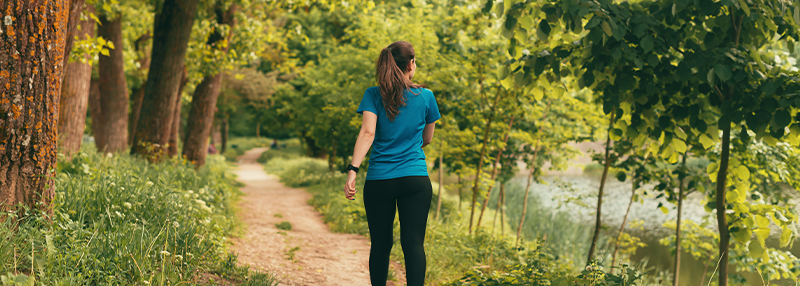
516 100 552 246
493 182 505 232
128 32 152 145
470 87 503 234
436 153 444 220
329 134 337 172
500 183 505 234
673 156 686 286
458 175 463 209
611 177 636 273
96 14 128 153
181 3 236 166
0 0 69 213
477 115 515 229
715 124 732 286
221 118 229 154
131 0 200 160
587 110 616 265
58 5 95 157
62 0 87 68
256 122 260 138
168 67 188 157
88 78 103 149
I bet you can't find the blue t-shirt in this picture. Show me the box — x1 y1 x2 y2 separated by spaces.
357 86 441 180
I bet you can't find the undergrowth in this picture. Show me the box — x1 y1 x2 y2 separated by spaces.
0 147 278 285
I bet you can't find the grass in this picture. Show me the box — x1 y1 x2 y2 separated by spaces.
274 221 292 231
0 146 279 285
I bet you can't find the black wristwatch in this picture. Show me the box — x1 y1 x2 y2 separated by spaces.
346 164 359 173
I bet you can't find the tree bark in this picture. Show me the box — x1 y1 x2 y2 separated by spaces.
470 87 503 234
181 3 236 166
587 109 616 264
477 115 515 229
62 0 87 68
436 152 443 220
88 78 103 149
131 0 200 160
168 67 188 157
457 175 463 209
516 100 552 246
128 32 152 145
96 14 128 153
256 121 260 138
0 0 69 213
493 182 505 232
58 5 95 157
611 177 636 273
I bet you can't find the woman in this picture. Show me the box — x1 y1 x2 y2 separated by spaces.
343 41 440 286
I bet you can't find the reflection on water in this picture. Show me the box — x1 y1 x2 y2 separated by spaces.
489 172 796 285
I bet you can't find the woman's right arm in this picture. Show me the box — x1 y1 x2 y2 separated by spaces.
421 122 436 148
344 111 377 200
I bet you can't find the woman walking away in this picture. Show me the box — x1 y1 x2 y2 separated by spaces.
343 41 440 286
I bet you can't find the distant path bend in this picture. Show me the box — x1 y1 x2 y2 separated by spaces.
230 148 404 286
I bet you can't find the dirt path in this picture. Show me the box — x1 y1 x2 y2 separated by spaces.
230 148 404 286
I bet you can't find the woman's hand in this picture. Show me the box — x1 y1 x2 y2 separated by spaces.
344 170 357 200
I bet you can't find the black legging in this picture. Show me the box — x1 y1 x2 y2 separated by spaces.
363 176 432 286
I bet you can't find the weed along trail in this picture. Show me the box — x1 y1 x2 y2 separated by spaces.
230 148 388 286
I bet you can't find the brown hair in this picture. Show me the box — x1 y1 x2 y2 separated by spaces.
376 41 422 121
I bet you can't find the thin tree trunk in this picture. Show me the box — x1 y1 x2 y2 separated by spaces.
673 156 687 286
493 183 505 232
500 183 505 234
256 122 260 138
221 118 229 154
180 3 236 166
97 14 129 153
611 177 637 273
58 5 95 157
0 0 69 213
436 152 444 220
88 78 104 149
470 87 503 234
458 175 463 209
516 100 553 246
168 67 188 157
131 0 200 160
477 115 516 229
715 124 732 286
128 32 152 145
587 109 616 264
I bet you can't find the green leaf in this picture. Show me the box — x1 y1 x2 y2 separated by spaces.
774 110 791 128
735 165 750 181
732 227 752 243
749 239 766 259
659 206 669 214
672 138 687 153
518 15 533 29
714 64 732 82
602 21 613 37
532 87 544 101
539 19 551 36
781 225 793 247
494 1 504 17
481 0 494 14
738 0 750 17
795 1 800 27
497 66 509 80
641 36 654 52
707 68 715 85
707 162 718 175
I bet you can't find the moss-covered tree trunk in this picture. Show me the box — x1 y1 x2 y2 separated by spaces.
182 4 236 166
131 0 199 160
0 0 69 212
58 4 95 157
96 14 128 153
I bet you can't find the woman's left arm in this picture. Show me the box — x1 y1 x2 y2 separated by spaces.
344 111 378 200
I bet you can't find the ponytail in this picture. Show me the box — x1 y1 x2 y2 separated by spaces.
376 41 422 121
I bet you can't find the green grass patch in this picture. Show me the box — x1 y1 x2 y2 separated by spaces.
0 147 278 285
274 221 292 231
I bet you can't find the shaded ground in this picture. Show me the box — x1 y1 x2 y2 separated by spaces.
230 148 406 286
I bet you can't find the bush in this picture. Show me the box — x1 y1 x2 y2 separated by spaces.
0 148 277 285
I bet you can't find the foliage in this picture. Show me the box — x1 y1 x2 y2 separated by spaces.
0 146 275 285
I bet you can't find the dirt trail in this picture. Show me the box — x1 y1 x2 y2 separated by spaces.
230 148 404 286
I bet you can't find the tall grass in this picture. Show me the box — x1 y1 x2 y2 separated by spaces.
0 147 278 285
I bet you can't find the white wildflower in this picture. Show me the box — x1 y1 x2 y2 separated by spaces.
123 202 132 209
146 181 154 187
115 211 123 218
143 281 150 285
175 255 183 260
195 199 206 206
187 190 194 194
110 182 116 187
106 153 113 158
149 196 156 200
160 250 170 256
120 187 125 191
173 221 180 228
186 253 194 258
